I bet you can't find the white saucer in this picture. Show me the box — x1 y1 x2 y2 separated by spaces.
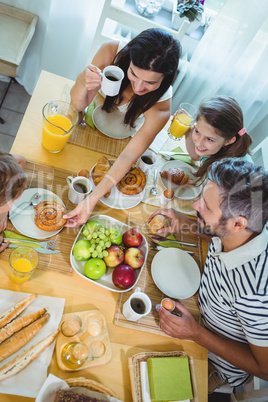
151 248 201 299
92 105 144 139
9 188 66 239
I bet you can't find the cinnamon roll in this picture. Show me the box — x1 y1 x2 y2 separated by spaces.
34 201 66 231
117 167 146 195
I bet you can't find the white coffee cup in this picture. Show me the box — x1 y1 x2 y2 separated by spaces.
66 176 92 204
101 65 124 97
137 150 157 174
123 287 152 322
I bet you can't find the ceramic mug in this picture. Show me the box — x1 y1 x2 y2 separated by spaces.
137 150 157 174
66 176 92 204
123 287 152 321
101 65 124 97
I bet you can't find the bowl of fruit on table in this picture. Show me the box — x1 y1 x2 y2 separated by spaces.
70 215 148 292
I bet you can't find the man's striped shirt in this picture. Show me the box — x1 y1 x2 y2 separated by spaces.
198 226 268 387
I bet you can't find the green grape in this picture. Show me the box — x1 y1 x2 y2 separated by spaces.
99 233 105 240
96 245 102 253
91 239 96 245
105 241 111 248
86 234 92 240
103 250 109 258
97 251 103 259
92 232 97 239
109 228 115 234
99 240 105 248
89 246 95 253
105 229 110 236
95 237 100 243
92 250 98 258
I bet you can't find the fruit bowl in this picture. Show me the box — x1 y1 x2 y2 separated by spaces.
70 215 148 292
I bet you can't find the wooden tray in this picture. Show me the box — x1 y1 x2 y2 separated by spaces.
0 3 38 77
56 310 112 371
128 350 198 402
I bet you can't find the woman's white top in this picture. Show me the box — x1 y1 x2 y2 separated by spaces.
98 40 172 136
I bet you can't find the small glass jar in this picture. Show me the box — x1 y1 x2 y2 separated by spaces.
135 0 164 18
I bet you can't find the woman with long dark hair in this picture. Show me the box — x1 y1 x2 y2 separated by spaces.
66 29 181 227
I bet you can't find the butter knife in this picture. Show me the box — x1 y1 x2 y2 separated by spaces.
7 244 61 254
149 235 197 247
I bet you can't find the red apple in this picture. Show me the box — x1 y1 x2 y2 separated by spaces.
123 228 143 247
124 247 145 269
112 264 136 289
103 245 124 268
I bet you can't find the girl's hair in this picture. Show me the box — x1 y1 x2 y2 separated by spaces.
195 96 252 182
0 152 27 206
102 28 181 128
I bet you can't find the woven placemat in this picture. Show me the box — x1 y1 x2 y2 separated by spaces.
114 217 204 336
0 161 81 275
128 350 198 402
67 93 131 157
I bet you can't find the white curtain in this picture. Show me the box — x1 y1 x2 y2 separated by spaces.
3 0 103 94
173 0 268 147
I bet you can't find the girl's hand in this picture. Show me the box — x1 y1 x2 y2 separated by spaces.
0 235 9 254
63 197 96 228
80 65 102 92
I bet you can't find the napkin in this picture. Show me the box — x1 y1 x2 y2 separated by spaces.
149 128 169 154
140 361 190 402
170 146 196 166
147 356 193 402
0 290 65 398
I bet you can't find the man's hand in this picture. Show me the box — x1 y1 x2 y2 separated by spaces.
148 208 195 236
157 302 200 341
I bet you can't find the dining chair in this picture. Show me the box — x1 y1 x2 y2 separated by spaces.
0 3 38 124
87 0 190 94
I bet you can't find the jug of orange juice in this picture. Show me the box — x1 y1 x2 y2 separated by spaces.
42 101 79 153
168 103 197 141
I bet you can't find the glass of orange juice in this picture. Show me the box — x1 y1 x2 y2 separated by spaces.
42 100 79 153
9 246 39 284
168 103 197 141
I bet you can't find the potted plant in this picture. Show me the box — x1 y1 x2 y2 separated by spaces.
172 0 205 32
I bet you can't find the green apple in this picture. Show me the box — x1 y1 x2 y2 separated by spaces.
109 228 123 245
73 239 91 261
83 220 102 236
84 258 106 279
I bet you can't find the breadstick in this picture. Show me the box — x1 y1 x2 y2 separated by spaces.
0 329 59 382
0 294 37 329
0 313 50 361
0 308 47 344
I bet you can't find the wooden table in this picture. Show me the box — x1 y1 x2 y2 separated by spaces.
0 70 208 401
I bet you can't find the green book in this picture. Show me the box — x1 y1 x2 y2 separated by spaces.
147 356 193 402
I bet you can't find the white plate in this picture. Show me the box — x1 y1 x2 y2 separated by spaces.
70 214 148 293
0 290 65 398
9 188 66 239
160 160 202 200
151 248 201 299
92 105 144 139
90 160 145 210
